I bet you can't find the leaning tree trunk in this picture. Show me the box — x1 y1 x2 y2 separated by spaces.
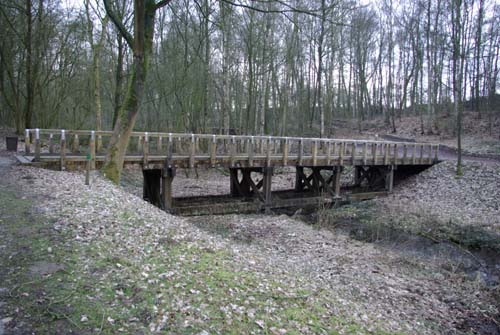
102 0 160 184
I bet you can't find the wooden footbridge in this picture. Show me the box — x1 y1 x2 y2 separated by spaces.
19 129 439 215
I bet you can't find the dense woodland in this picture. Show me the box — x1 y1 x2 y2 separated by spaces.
1 0 499 179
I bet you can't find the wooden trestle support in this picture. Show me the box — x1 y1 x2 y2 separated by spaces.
143 164 395 214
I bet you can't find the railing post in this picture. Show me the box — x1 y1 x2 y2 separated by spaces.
312 140 318 166
248 136 254 167
351 142 356 165
384 143 389 165
362 142 367 165
89 131 96 170
266 136 272 166
34 128 40 161
48 133 54 154
393 143 398 166
60 129 66 171
435 144 439 162
419 144 424 164
339 142 345 165
282 138 288 166
143 132 150 167
428 145 433 164
230 135 236 167
25 129 31 154
210 135 217 167
403 144 408 164
157 136 163 152
189 134 195 168
326 141 332 165
412 144 417 164
298 138 304 166
137 135 142 153
72 134 79 153
372 143 378 164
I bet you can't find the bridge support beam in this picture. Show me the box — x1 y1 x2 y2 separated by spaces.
162 167 176 211
228 167 273 213
295 166 343 198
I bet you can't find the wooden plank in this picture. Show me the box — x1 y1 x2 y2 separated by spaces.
230 136 237 167
157 136 163 152
72 134 79 153
372 143 378 164
435 144 439 162
266 137 271 166
339 142 345 165
403 144 407 164
384 143 389 165
393 144 398 166
419 144 424 164
412 144 416 164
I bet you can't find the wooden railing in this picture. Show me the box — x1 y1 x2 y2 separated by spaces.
24 129 439 169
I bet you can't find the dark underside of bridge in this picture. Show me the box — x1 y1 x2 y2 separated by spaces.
142 164 433 216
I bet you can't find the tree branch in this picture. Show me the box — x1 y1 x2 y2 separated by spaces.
155 0 174 10
103 0 133 49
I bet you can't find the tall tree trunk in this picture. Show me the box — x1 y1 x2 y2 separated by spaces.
25 0 33 130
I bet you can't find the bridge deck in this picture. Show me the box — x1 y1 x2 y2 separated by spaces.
22 129 439 170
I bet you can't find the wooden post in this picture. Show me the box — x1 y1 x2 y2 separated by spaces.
403 144 407 164
332 142 337 163
385 166 394 193
282 138 288 165
248 137 254 167
298 138 304 166
351 142 356 165
34 128 41 161
362 142 367 165
333 166 342 198
72 134 79 153
266 137 272 166
189 134 195 168
48 133 54 154
25 129 31 154
384 143 389 165
372 143 378 164
161 167 175 212
89 131 96 170
419 144 424 164
143 132 150 167
428 145 433 164
263 167 273 213
393 144 398 166
137 136 142 153
210 135 217 167
312 140 318 166
230 136 237 167
157 136 163 152
85 154 90 186
326 141 332 165
412 144 417 164
60 129 66 171
435 144 439 162
339 142 345 165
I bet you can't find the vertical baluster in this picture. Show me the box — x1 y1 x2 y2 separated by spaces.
266 136 272 166
312 140 318 166
157 136 163 153
248 136 254 167
362 142 367 165
403 144 408 164
435 144 439 162
34 128 41 161
230 136 236 167
60 129 66 170
394 143 399 165
210 135 217 167
326 141 332 165
412 144 416 164
339 142 345 165
25 129 31 154
189 134 195 168
48 133 54 154
72 134 79 153
282 138 288 165
89 131 96 170
298 138 304 166
373 143 378 164
351 142 356 165
143 132 149 167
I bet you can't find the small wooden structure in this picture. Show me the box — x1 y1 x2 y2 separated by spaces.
20 129 439 214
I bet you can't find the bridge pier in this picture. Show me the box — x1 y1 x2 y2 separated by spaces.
353 165 394 192
295 166 343 198
229 167 273 213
